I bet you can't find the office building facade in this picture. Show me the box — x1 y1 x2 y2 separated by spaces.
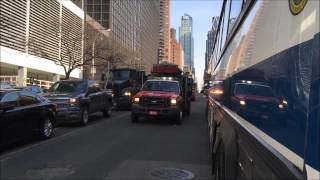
0 0 85 88
74 0 160 73
158 0 170 63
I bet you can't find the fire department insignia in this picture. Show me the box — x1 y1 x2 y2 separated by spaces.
289 0 308 15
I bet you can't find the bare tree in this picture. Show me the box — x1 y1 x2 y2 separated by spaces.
47 20 127 80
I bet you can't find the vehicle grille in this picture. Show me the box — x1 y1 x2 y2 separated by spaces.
47 98 69 109
246 100 277 113
140 96 169 107
56 103 69 109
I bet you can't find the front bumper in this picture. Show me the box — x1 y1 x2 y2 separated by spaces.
237 107 287 121
132 104 179 118
113 95 132 108
55 105 82 123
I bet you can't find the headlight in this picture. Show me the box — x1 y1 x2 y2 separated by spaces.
69 98 77 103
170 99 177 105
239 100 246 106
124 92 132 96
134 97 140 103
279 104 284 109
282 100 288 105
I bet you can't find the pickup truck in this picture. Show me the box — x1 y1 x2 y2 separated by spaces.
44 80 112 125
132 79 184 125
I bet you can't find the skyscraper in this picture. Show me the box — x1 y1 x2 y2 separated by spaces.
158 0 171 63
169 28 184 69
179 14 194 72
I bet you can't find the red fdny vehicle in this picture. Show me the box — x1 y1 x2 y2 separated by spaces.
131 64 192 125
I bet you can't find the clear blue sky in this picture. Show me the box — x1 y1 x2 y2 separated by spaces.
171 0 222 88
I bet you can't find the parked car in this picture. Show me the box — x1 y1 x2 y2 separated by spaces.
44 80 113 125
0 89 56 147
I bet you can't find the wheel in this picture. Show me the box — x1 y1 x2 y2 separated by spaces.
175 110 183 125
186 102 191 116
103 103 111 117
80 107 89 125
131 113 138 123
39 116 54 139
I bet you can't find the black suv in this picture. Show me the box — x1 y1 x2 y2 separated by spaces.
44 80 112 125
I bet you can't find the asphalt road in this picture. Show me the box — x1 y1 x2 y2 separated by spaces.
0 95 211 180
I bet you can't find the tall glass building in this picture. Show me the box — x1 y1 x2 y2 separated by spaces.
179 14 194 72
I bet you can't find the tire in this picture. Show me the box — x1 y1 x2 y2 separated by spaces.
80 107 89 126
131 113 138 123
186 102 191 116
103 103 111 117
39 116 54 139
175 110 183 125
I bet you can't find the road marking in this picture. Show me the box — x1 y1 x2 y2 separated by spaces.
0 112 130 162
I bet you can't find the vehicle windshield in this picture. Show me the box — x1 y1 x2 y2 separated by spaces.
111 70 131 80
142 81 180 93
234 83 274 97
48 81 86 93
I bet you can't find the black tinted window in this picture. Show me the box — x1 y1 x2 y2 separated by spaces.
19 91 40 106
49 81 86 93
234 83 274 97
111 70 131 80
142 81 180 93
1 92 19 106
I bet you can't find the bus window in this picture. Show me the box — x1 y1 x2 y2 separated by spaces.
221 0 231 50
228 0 243 34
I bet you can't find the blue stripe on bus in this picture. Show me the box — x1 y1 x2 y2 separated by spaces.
230 32 320 171
306 32 320 171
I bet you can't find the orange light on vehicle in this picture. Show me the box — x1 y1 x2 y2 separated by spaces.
209 89 223 95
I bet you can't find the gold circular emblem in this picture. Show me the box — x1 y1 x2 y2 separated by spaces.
289 0 308 15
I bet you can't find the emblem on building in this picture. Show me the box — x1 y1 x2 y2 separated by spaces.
289 0 308 15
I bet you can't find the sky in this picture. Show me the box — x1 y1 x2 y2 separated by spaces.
171 0 222 88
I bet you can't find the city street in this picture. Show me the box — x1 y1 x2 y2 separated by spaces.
0 95 211 180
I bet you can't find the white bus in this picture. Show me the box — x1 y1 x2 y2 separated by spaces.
207 0 319 179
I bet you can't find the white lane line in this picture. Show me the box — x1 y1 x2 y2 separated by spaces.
0 112 130 162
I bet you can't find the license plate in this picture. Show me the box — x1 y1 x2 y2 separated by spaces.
149 111 158 115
